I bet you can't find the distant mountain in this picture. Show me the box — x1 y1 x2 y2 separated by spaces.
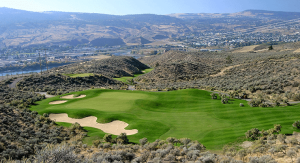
168 10 300 20
0 7 182 26
0 8 185 47
0 8 299 48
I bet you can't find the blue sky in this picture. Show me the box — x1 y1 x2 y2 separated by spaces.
1 0 300 15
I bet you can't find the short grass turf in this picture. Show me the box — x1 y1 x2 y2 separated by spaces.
30 89 300 150
63 73 94 78
114 68 153 84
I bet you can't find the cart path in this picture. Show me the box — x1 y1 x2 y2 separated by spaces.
210 65 241 77
9 78 23 88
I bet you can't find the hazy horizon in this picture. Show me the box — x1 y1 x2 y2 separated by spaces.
1 0 300 15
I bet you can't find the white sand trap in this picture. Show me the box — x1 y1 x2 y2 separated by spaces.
60 94 86 99
49 113 138 135
49 100 67 104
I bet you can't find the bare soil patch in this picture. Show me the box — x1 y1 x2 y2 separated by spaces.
210 65 241 77
49 100 68 104
60 94 86 99
232 45 259 53
49 113 138 135
294 48 300 53
240 141 253 148
86 55 111 60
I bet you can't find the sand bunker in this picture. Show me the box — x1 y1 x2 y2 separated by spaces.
49 100 67 104
60 94 86 99
49 113 138 135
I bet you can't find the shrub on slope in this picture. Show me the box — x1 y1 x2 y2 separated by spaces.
17 74 127 95
50 56 149 78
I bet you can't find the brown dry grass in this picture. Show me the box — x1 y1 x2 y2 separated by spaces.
210 65 241 77
232 45 259 53
86 55 111 60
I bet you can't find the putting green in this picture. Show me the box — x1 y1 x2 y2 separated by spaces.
114 68 153 84
31 89 300 150
66 92 151 112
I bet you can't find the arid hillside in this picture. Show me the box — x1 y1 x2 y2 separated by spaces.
15 56 149 95
50 56 149 78
137 48 300 101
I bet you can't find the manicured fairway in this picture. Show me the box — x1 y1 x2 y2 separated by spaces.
63 73 94 78
31 89 300 150
114 68 153 84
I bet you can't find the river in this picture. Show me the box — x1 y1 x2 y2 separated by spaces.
0 68 48 76
0 50 139 77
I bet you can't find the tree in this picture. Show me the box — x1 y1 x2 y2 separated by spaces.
180 138 191 146
293 120 300 129
245 128 260 140
239 92 248 99
117 133 129 144
166 137 176 145
103 134 112 143
274 124 282 133
93 140 101 147
210 93 217 99
221 98 229 104
225 56 233 64
139 138 148 146
268 45 273 50
282 98 290 106
271 94 282 106
69 122 82 131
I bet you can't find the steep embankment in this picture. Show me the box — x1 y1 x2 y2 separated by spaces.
50 56 149 78
136 51 225 84
137 50 300 97
17 74 127 95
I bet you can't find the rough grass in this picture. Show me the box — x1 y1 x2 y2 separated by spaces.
114 68 153 84
63 73 94 78
31 89 300 150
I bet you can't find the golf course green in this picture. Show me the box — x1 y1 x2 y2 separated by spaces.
30 89 300 150
114 68 153 84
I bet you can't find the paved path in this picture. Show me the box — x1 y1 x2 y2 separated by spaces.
8 78 23 88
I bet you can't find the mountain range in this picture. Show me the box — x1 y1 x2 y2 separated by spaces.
0 8 300 48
